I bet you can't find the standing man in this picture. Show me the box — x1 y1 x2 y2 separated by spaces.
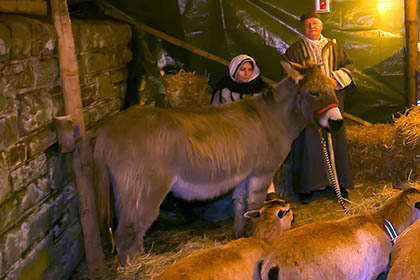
281 11 355 202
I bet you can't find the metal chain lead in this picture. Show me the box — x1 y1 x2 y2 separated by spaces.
319 129 349 215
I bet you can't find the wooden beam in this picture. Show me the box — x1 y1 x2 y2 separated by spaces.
103 5 372 126
50 0 109 278
404 0 418 106
0 0 47 16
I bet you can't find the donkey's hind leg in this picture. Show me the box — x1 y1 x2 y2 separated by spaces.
115 174 172 265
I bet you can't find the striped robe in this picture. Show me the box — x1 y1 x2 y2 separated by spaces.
281 35 355 194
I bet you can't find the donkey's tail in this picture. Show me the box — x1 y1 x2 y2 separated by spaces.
93 139 112 238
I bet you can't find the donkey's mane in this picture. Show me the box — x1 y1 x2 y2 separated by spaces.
302 66 336 92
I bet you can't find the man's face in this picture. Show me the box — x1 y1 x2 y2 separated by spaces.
303 18 323 40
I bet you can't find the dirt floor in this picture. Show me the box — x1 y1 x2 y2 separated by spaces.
71 179 402 280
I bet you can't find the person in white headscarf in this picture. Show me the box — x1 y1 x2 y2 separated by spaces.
279 11 355 203
211 54 267 104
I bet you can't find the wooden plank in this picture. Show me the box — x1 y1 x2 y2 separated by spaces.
404 0 418 106
343 112 372 127
50 0 109 278
104 5 371 126
0 1 47 16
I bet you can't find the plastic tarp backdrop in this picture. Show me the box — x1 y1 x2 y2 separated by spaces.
107 0 407 123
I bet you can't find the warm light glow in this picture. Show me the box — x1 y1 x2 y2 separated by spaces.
378 1 390 11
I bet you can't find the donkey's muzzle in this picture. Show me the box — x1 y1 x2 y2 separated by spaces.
328 119 343 132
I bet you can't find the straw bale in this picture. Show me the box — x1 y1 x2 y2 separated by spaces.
347 106 420 183
346 124 397 181
163 70 212 107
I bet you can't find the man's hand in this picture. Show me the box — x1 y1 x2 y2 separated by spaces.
329 77 338 89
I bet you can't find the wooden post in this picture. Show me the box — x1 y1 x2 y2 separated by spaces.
405 0 419 106
50 0 109 278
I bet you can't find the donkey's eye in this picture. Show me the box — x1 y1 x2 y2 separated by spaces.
309 92 320 97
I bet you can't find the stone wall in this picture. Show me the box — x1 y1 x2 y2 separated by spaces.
0 15 132 280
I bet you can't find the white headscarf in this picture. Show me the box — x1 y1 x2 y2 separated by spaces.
229 54 260 82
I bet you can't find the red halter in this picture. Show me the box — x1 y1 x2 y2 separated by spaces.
316 104 338 115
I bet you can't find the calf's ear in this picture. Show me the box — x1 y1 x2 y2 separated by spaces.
244 210 261 219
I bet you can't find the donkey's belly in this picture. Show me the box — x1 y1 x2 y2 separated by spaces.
170 174 248 201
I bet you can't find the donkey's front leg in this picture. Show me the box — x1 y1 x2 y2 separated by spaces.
232 175 273 237
232 178 249 238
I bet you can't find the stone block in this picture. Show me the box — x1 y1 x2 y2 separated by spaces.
86 101 111 125
0 94 15 117
20 178 48 207
0 113 20 151
80 73 97 85
49 86 65 118
0 175 49 235
10 153 47 192
0 151 10 204
2 62 34 92
62 183 77 204
81 83 97 107
47 153 73 191
0 201 55 271
7 142 27 169
28 18 56 57
97 73 114 99
0 22 11 64
109 96 122 115
114 83 127 101
4 234 53 280
74 19 131 53
17 89 54 135
5 18 32 60
0 196 20 233
79 48 133 74
41 223 83 280
33 58 58 87
110 68 128 84
26 129 56 158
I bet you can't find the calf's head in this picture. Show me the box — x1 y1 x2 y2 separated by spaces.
280 58 343 132
243 193 293 242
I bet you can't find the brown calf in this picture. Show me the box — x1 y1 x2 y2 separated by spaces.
387 218 420 279
260 188 420 280
157 195 293 280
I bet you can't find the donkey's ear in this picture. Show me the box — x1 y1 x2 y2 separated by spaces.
244 209 261 219
280 56 304 84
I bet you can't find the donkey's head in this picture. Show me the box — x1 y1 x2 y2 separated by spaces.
281 58 343 132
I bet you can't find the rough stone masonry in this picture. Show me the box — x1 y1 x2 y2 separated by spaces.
0 14 132 280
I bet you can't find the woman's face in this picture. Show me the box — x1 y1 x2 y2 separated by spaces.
235 62 253 83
